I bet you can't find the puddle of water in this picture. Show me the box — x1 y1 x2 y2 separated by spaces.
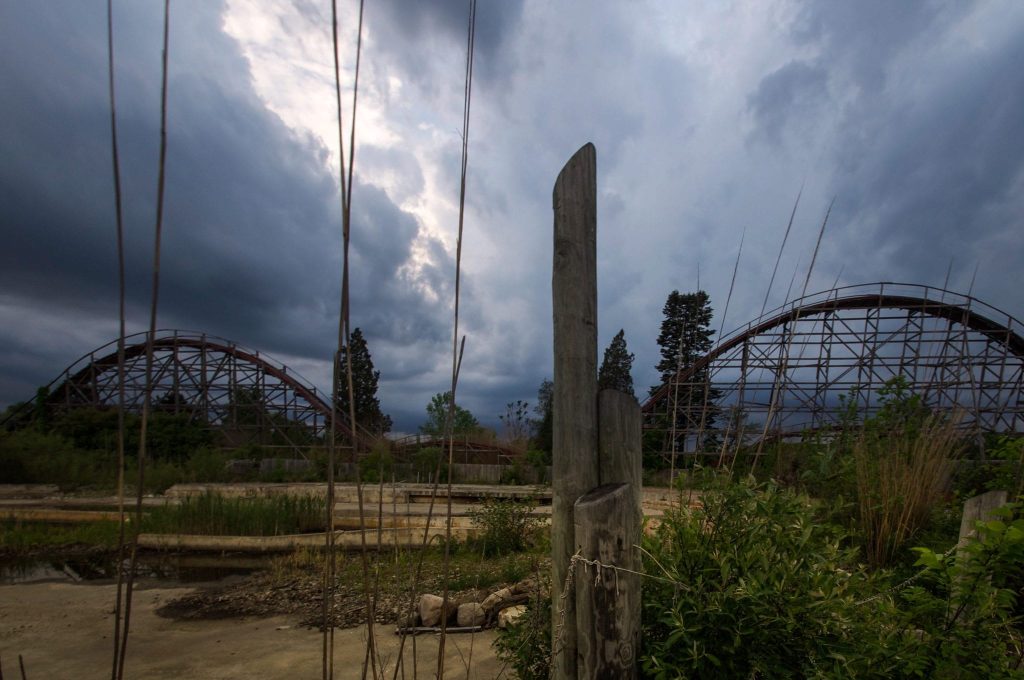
0 552 271 585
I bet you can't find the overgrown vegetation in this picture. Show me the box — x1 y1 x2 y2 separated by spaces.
494 581 551 680
144 492 324 536
638 473 1024 678
0 518 122 553
468 497 542 556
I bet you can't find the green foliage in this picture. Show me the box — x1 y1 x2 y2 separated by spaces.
954 435 1024 498
653 290 715 382
358 439 393 483
494 590 551 680
598 328 636 397
525 448 550 484
0 428 117 489
499 458 528 485
412 446 446 482
50 407 212 462
468 498 541 556
420 391 479 437
648 289 721 457
531 379 553 455
144 491 324 536
898 502 1024 678
0 518 122 552
335 328 393 435
640 473 880 678
640 473 1024 678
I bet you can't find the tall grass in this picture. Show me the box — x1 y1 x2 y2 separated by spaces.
854 414 962 567
144 492 325 536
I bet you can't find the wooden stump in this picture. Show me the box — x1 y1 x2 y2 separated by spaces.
574 483 640 679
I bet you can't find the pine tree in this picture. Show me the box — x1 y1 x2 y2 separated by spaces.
336 328 392 435
598 329 635 397
650 290 720 458
654 291 715 387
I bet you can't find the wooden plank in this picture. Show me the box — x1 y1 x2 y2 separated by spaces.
551 142 599 680
598 388 643 526
574 483 640 679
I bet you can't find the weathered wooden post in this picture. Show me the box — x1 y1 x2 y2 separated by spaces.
552 143 600 680
552 144 642 679
575 483 640 678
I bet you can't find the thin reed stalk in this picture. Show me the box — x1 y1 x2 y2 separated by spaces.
115 4 170 678
105 0 130 676
325 1 375 678
389 4 477 679
751 197 834 473
759 185 802 319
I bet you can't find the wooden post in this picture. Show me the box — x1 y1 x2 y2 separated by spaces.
574 483 640 679
598 389 642 518
552 143 599 680
958 490 1009 549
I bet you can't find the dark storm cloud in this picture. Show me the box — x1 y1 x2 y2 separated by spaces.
0 1 456 427
792 0 962 92
747 61 829 145
781 3 1024 311
372 0 525 88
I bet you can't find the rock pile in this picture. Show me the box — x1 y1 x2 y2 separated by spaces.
401 579 541 631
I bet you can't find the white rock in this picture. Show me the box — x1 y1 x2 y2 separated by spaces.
419 594 444 627
497 605 528 629
456 602 486 627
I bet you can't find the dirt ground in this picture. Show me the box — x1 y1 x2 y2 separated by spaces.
0 580 505 679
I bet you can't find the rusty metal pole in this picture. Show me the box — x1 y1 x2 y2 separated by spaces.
551 142 600 680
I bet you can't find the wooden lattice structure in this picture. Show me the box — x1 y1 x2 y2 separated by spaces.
643 282 1024 459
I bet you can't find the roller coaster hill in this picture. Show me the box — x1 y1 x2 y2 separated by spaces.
3 281 1022 467
642 282 1024 463
1 329 521 465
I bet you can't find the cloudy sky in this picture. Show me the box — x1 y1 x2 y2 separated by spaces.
1 1 1022 433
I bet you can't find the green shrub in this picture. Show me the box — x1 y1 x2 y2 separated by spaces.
0 429 117 490
468 498 541 556
358 440 393 483
899 501 1024 678
640 473 884 678
413 446 446 482
639 472 1024 678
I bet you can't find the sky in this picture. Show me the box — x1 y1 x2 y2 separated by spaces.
1 1 1023 434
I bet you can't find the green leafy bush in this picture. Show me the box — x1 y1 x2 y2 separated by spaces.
639 473 1024 678
899 502 1024 678
639 473 882 678
413 446 446 482
468 497 541 556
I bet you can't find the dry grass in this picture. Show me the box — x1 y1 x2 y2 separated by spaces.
853 413 963 567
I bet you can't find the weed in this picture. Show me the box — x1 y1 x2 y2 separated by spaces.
468 497 541 556
144 492 324 536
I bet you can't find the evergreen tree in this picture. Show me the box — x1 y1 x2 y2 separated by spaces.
532 379 553 455
649 290 720 460
654 291 715 387
598 329 636 397
336 328 392 435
